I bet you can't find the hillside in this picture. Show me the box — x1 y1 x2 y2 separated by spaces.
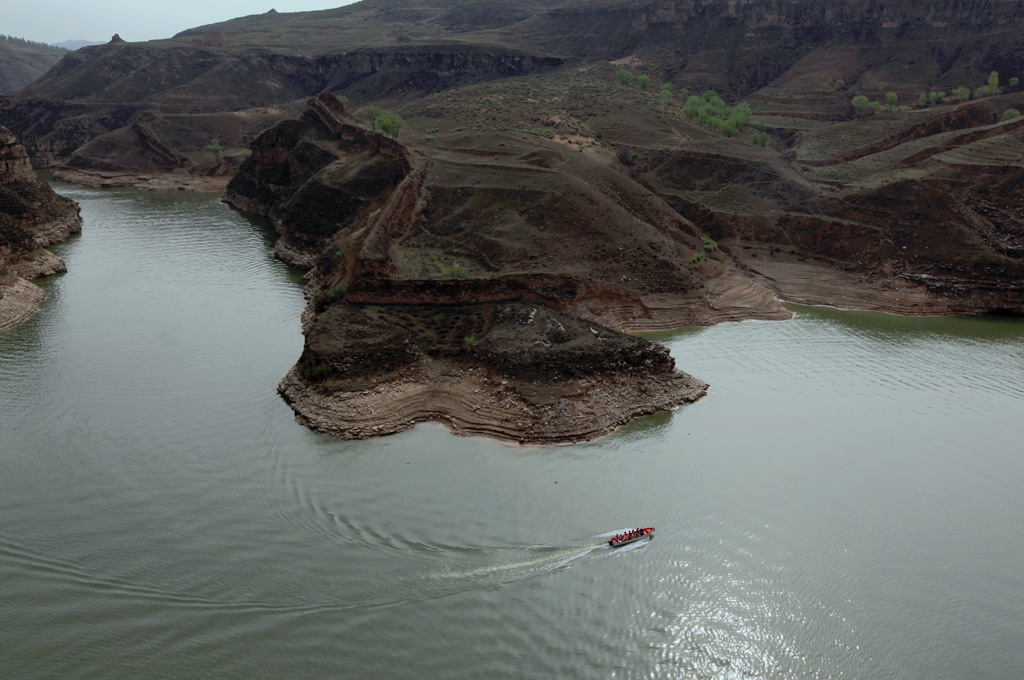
0 36 67 94
1 0 1022 439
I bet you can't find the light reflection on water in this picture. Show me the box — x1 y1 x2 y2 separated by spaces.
1 182 1023 679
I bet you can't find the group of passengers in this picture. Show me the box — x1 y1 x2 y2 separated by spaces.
613 528 645 543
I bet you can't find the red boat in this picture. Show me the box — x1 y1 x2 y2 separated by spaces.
609 527 654 547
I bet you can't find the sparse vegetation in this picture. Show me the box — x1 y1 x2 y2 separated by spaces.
885 92 898 113
682 91 751 136
752 131 769 147
363 105 383 131
616 69 634 86
206 139 223 164
638 75 651 90
702 236 719 252
1004 109 1021 120
463 335 479 348
303 364 332 381
379 111 405 139
0 35 67 52
1011 77 1020 88
952 86 971 102
441 264 468 278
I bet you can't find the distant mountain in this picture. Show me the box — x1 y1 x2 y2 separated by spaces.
0 35 67 94
52 40 103 51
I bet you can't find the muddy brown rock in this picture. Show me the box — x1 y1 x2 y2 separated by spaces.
228 94 777 442
0 124 81 332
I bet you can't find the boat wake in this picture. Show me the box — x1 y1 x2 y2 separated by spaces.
421 530 651 589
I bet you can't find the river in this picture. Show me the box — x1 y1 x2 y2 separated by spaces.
1 181 1023 679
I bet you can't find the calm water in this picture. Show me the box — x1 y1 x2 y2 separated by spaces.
2 182 1023 679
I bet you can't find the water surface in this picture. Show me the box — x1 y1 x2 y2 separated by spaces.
1 182 1022 679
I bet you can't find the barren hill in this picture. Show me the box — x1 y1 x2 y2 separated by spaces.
1 0 1022 439
0 36 67 95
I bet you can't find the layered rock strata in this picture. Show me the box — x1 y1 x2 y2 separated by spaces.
226 94 783 443
0 124 81 332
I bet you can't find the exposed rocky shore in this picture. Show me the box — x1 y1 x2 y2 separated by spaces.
6 0 1023 439
225 94 778 443
0 125 81 333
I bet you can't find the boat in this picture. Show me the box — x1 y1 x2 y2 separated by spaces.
609 527 654 547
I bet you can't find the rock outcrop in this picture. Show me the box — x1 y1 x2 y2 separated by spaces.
0 41 564 173
226 94 784 443
0 124 81 333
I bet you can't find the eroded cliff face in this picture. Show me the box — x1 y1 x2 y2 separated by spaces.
641 121 1024 316
515 0 1024 93
0 42 564 172
226 94 786 442
0 124 81 332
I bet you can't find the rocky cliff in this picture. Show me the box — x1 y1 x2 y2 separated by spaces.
226 94 787 442
514 0 1024 93
0 125 81 332
0 41 563 174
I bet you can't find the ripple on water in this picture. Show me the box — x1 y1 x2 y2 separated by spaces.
3 184 1024 679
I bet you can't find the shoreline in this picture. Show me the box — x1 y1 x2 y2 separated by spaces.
0 278 46 334
8 176 1020 442
735 246 1024 318
278 360 709 446
51 168 231 192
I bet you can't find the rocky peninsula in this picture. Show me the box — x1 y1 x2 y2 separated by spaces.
225 94 785 443
0 125 80 333
3 0 1023 439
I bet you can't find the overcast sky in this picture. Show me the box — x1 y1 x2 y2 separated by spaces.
7 0 358 45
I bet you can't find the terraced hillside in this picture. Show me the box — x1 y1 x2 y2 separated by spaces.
2 0 1023 439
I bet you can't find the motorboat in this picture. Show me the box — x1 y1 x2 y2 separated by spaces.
609 527 654 547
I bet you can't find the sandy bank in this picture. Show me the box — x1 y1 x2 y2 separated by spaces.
279 358 708 445
0 278 46 333
52 168 231 192
737 246 1024 316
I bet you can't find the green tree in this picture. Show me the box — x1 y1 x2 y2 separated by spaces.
1010 77 1020 88
363 105 383 132
378 111 405 139
206 139 223 164
659 88 673 105
988 71 1000 94
617 69 634 86
683 94 704 118
660 82 675 95
951 86 971 102
885 91 898 112
1004 108 1021 120
851 95 870 114
752 132 769 147
929 91 939 104
918 92 928 106
638 75 651 90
